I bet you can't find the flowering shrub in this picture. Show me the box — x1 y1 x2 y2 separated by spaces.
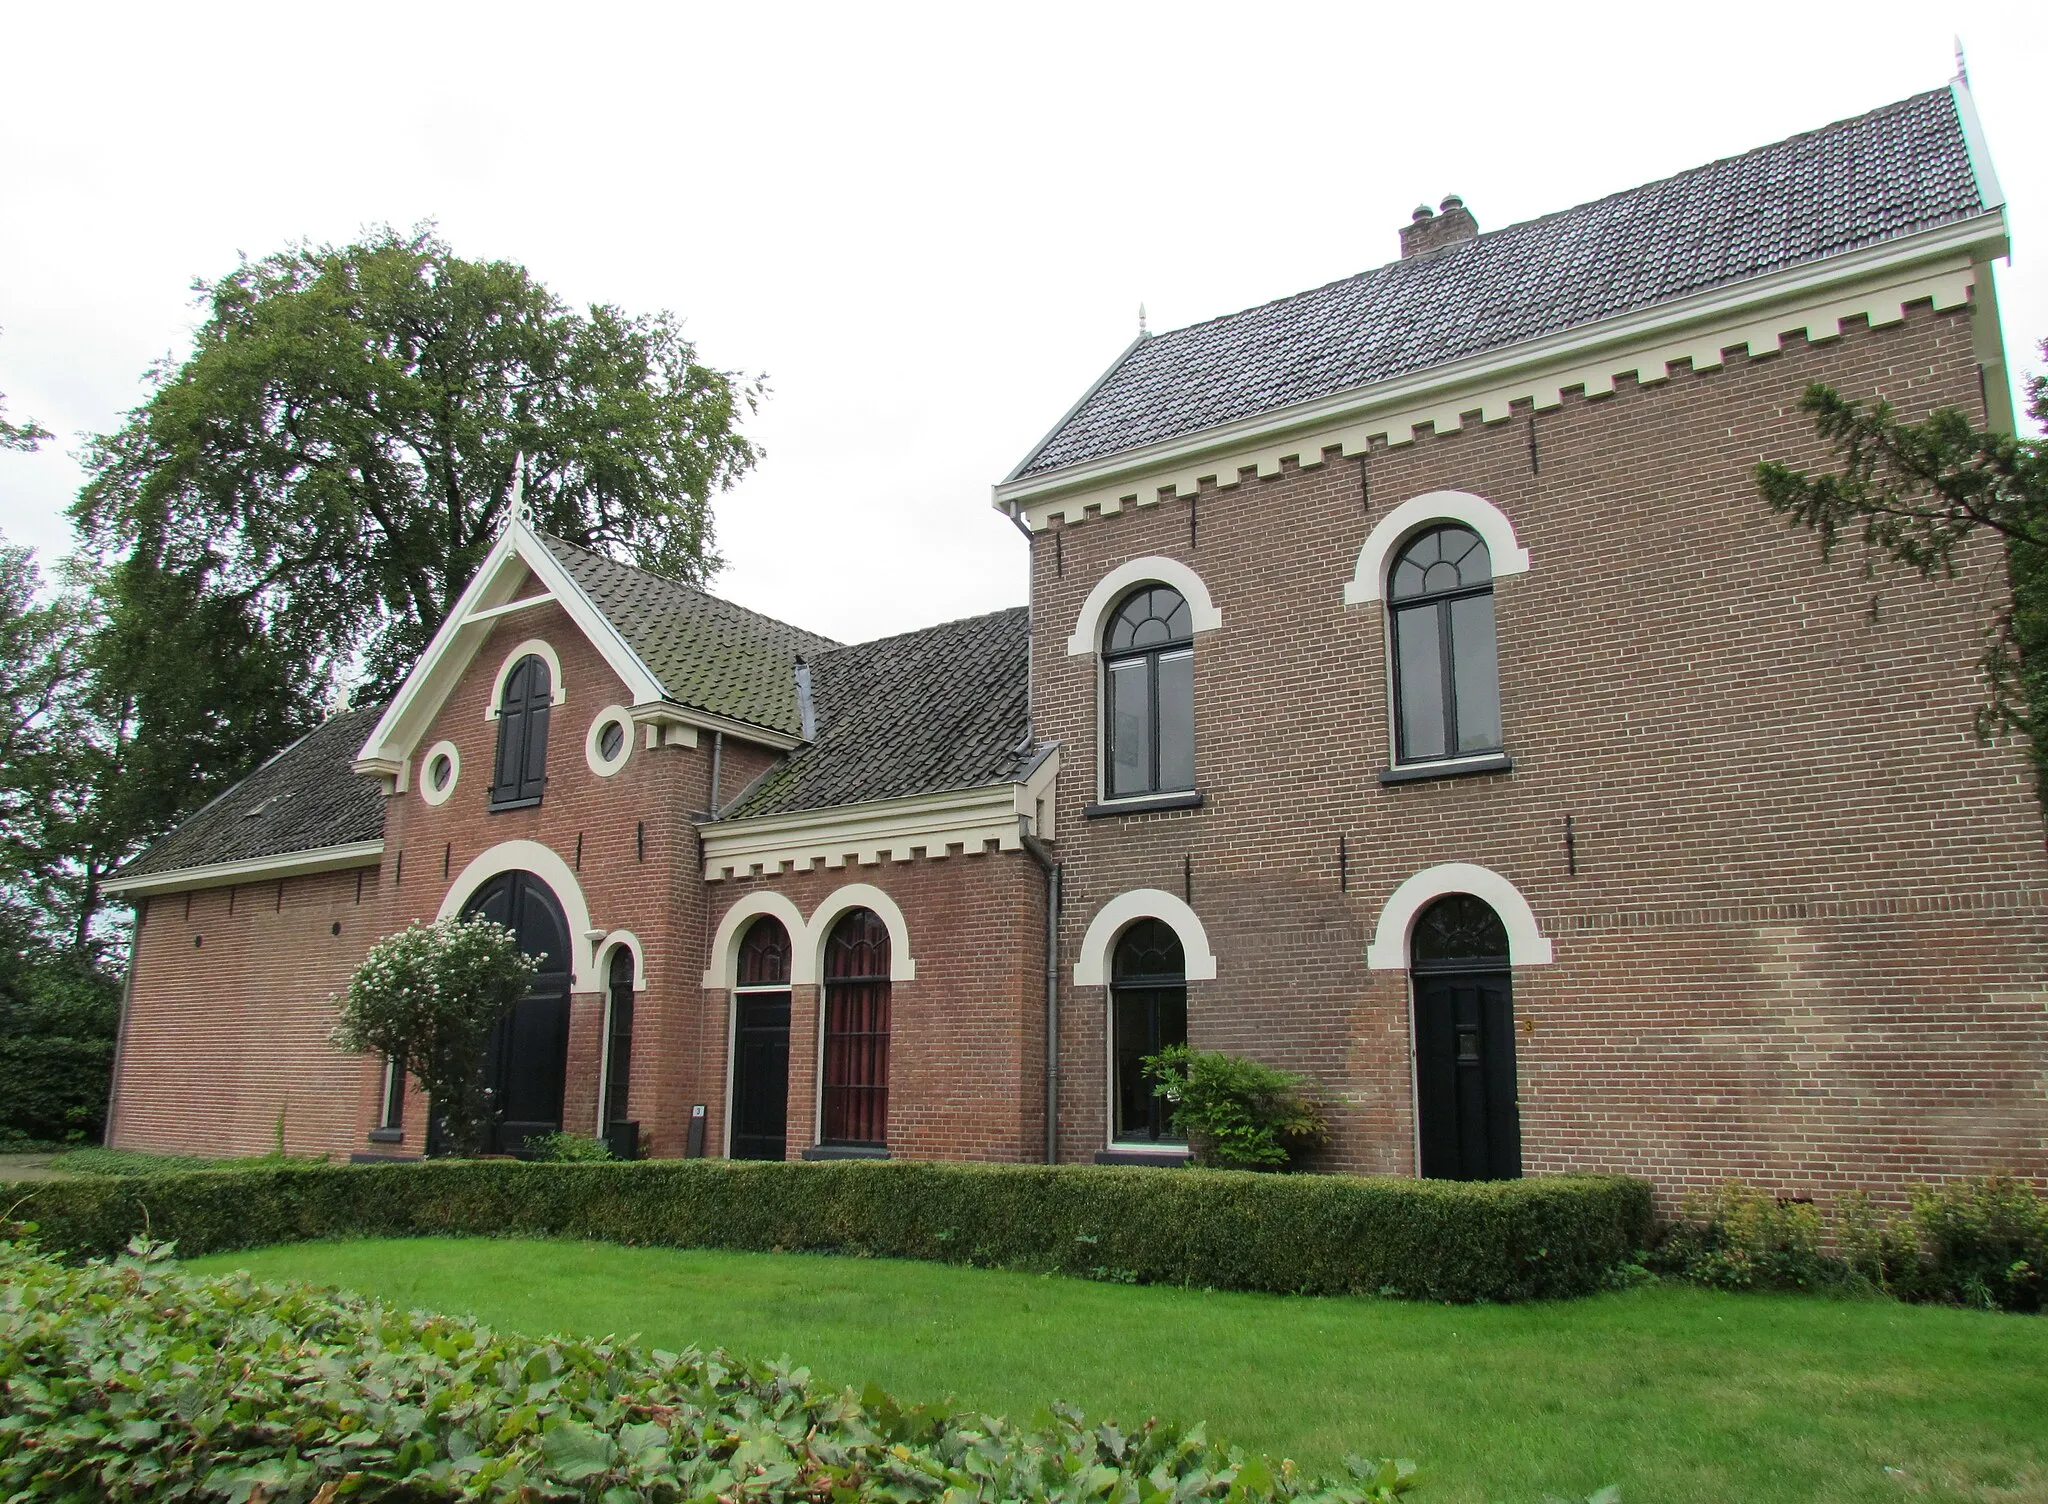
329 917 536 1155
1142 1046 1329 1169
0 1236 1420 1502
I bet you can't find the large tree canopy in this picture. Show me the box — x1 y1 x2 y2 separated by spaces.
1756 339 2048 786
72 225 762 698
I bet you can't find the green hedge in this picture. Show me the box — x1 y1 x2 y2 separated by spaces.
0 1036 113 1144
8 1158 1652 1302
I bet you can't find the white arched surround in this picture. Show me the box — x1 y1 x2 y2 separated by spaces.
1073 889 1219 986
1065 555 1223 657
437 839 600 990
701 891 810 989
1365 862 1554 970
1342 491 1531 605
808 882 918 983
486 637 567 718
595 930 646 990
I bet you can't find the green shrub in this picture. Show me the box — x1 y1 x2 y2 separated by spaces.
40 1147 228 1177
7 1158 1653 1303
1143 1045 1329 1169
527 1130 614 1163
1653 1175 2048 1312
0 1237 1420 1502
0 1037 113 1145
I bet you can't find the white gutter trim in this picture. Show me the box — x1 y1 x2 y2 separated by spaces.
993 211 2009 511
103 840 386 897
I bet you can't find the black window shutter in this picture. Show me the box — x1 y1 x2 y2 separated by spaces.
490 655 551 806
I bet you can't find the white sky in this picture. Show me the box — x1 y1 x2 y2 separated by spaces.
2 1 2042 646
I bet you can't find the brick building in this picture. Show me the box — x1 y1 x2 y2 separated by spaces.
104 82 2045 1203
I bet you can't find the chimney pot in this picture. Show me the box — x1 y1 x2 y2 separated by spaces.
1400 194 1479 260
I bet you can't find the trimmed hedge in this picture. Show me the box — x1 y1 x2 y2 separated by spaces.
0 1036 113 1144
7 1158 1652 1302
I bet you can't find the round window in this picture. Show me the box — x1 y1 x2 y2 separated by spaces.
599 719 625 762
429 753 453 791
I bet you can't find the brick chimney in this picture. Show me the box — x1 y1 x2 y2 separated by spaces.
1400 195 1479 259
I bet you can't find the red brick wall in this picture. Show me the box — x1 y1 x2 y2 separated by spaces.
1031 301 2048 1201
110 867 387 1158
701 853 1048 1162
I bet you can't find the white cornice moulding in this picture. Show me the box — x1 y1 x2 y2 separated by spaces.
702 756 1059 881
103 840 386 898
993 215 2005 530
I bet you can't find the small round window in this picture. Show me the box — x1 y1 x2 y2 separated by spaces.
419 740 460 806
585 707 634 777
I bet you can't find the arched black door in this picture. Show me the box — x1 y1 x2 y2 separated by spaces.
729 916 792 1160
461 870 572 1157
1411 893 1521 1181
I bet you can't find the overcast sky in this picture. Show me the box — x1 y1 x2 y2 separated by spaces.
3 1 2042 646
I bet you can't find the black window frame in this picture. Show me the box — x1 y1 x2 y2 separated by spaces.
821 908 891 1149
1101 585 1196 800
1388 525 1503 766
489 652 553 809
1109 918 1189 1146
602 947 635 1129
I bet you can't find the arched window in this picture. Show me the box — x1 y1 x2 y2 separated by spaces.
1111 918 1188 1144
602 947 635 1136
730 917 793 1161
1409 893 1520 1182
490 653 552 808
1389 526 1501 764
822 908 891 1148
1104 585 1195 798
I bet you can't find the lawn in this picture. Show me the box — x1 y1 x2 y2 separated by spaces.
185 1238 2048 1504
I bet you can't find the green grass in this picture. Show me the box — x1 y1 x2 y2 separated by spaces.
184 1238 2048 1504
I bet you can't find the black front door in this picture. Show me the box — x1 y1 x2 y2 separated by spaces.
462 870 572 1157
729 992 790 1160
1413 970 1521 1181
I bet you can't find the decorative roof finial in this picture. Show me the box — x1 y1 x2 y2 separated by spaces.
1954 35 1969 86
1139 302 1149 338
509 453 534 530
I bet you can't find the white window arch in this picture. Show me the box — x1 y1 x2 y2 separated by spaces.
437 839 600 990
1066 556 1222 657
1073 888 1218 985
702 891 810 988
1343 491 1530 606
807 883 917 983
1365 862 1553 969
486 638 567 718
595 929 646 990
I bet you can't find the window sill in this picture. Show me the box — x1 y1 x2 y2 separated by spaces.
487 795 543 812
802 1144 891 1161
1378 753 1513 786
1083 790 1204 820
1093 1147 1191 1167
366 1127 405 1144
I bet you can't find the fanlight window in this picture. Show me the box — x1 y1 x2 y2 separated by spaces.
1104 585 1195 798
1110 918 1188 1144
490 653 552 807
1410 893 1510 972
1389 525 1502 763
738 916 793 987
822 908 891 1148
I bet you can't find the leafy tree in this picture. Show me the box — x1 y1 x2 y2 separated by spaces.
0 327 51 452
329 916 538 1157
1756 342 2048 788
1142 1044 1329 1169
72 224 762 698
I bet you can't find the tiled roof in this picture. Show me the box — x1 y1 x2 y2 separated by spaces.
1015 87 1986 478
720 607 1034 819
539 535 839 738
116 705 388 880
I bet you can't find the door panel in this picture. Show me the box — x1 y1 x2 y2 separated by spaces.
730 991 791 1160
459 870 572 1158
1414 970 1521 1180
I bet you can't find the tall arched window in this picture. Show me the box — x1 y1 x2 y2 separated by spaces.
602 948 635 1143
1389 526 1501 763
1111 918 1188 1144
1104 585 1195 798
490 653 552 808
822 908 891 1148
730 917 793 1160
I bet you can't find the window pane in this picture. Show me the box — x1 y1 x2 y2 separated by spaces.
1450 593 1502 752
1155 649 1194 792
1108 657 1152 796
1394 604 1447 760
